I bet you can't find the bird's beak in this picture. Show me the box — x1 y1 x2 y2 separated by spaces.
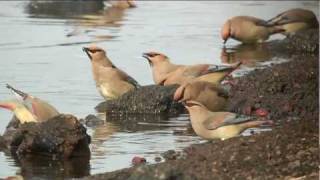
6 84 28 100
82 47 92 60
142 53 152 66
142 53 150 60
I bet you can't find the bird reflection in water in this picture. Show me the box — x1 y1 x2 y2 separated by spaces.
9 153 90 179
220 44 272 67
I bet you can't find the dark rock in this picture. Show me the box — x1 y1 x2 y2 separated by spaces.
84 114 104 127
95 84 185 115
3 114 91 159
161 150 180 161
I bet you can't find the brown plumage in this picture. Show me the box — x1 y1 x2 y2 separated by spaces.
142 52 241 85
6 84 59 122
173 81 228 112
221 16 284 44
183 100 273 140
267 8 319 35
109 0 136 9
83 46 140 100
0 100 37 124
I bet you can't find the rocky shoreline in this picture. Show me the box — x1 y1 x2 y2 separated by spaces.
82 30 319 180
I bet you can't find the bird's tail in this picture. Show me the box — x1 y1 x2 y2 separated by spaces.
206 61 242 74
6 84 28 100
241 120 274 129
266 14 282 26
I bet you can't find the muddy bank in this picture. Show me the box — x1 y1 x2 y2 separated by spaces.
83 30 319 179
83 120 318 180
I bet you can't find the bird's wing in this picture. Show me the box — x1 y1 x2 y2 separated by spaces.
183 65 209 76
205 62 242 74
32 98 59 120
98 66 141 88
206 64 233 73
126 75 141 88
203 112 253 130
266 10 313 25
113 68 140 88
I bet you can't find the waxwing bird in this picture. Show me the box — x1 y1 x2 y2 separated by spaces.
83 46 140 100
173 81 228 112
6 84 59 122
266 8 319 36
142 52 241 85
221 16 284 44
0 100 37 124
142 52 181 85
183 100 273 140
109 0 136 9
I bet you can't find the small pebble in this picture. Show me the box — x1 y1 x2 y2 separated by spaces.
132 156 146 166
255 108 268 117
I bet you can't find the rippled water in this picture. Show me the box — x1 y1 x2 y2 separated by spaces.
0 1 318 178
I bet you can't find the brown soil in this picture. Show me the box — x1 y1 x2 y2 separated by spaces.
82 36 319 179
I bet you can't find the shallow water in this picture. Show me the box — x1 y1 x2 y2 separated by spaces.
0 1 318 178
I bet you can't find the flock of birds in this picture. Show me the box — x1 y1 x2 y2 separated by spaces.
0 2 318 141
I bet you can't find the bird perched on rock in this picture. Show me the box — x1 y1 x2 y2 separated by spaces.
6 84 59 122
266 8 319 36
83 46 140 100
0 100 37 124
221 16 284 44
183 100 273 140
142 52 241 85
173 81 228 112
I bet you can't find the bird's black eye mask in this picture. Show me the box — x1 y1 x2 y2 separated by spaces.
83 47 103 59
